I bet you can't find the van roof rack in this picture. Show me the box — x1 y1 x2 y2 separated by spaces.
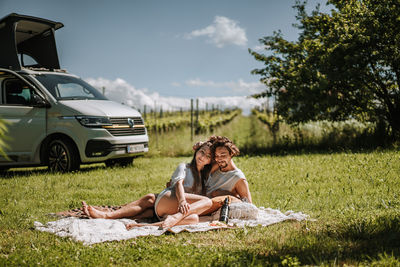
23 67 68 73
0 13 64 71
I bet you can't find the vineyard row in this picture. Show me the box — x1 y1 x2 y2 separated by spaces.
145 109 241 133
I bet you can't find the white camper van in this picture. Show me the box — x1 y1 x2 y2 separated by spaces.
0 13 149 172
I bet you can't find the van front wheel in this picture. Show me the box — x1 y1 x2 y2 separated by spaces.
48 139 80 172
0 166 9 173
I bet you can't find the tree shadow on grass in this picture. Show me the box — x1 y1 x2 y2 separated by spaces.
0 164 109 179
285 214 400 265
213 214 400 265
239 126 399 157
239 142 397 157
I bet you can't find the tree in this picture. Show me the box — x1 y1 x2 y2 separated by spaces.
250 0 400 139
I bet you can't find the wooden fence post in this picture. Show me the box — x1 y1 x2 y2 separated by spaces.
154 101 158 148
190 99 194 141
195 98 199 133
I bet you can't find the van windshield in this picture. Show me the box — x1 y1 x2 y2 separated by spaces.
32 74 107 100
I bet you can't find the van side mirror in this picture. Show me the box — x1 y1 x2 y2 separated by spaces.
31 94 50 108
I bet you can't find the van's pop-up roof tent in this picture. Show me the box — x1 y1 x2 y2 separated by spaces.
0 13 64 70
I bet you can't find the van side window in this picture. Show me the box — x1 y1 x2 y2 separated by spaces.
3 80 34 106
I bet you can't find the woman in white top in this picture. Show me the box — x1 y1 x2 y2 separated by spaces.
126 141 214 229
81 141 213 225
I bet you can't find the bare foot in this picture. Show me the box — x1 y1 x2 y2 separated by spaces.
81 201 108 219
126 222 137 230
161 214 182 229
81 201 90 217
126 222 158 230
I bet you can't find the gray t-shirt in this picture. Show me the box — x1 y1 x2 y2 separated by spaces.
170 163 198 194
205 168 246 196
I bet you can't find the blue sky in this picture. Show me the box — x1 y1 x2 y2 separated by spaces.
0 0 330 112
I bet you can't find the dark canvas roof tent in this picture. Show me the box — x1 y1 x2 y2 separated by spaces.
0 13 64 70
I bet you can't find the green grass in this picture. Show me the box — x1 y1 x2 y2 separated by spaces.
1 115 399 266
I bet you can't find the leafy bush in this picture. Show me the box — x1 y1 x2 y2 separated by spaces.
253 108 383 152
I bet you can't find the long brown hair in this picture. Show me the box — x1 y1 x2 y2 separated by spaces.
188 141 213 195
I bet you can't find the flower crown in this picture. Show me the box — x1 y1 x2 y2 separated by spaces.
192 141 212 151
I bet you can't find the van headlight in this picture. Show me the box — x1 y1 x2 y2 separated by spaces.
75 116 112 127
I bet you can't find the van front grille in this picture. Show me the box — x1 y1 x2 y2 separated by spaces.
105 117 146 136
109 117 144 125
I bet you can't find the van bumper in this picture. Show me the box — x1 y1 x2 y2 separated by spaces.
85 139 149 158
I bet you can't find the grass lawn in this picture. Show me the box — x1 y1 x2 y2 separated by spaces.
1 150 399 266
0 115 399 266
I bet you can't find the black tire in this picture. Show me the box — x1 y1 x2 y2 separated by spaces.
105 157 134 168
0 166 9 173
47 138 80 172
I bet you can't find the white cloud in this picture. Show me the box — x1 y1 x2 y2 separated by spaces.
85 77 266 115
185 78 265 95
85 77 188 111
186 16 247 48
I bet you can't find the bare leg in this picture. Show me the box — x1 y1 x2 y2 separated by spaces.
155 193 212 228
130 207 154 219
126 193 211 229
126 214 199 230
198 215 213 223
82 193 156 219
201 195 242 215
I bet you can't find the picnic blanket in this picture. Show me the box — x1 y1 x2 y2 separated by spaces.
34 203 310 245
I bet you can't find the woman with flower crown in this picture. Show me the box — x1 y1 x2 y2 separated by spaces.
82 140 214 229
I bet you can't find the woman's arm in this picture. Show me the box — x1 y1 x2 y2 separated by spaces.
175 179 190 214
210 163 219 174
